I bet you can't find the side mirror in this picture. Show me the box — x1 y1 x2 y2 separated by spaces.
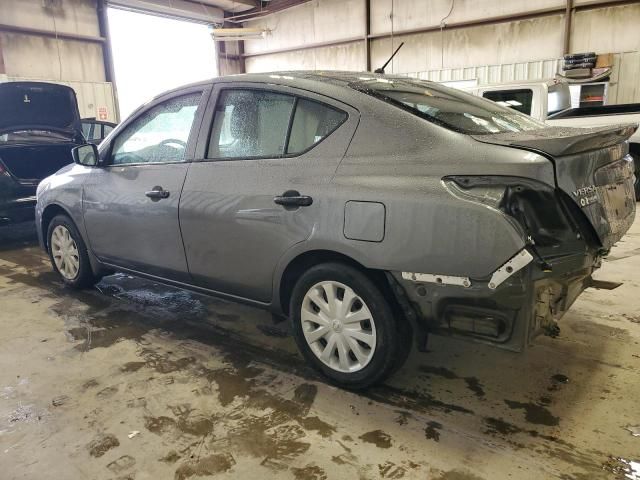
72 144 100 167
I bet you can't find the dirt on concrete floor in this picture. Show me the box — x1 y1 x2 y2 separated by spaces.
0 221 639 480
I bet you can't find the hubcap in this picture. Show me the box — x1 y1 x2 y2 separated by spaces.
301 281 377 373
50 225 80 280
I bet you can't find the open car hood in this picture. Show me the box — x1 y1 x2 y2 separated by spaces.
0 81 82 137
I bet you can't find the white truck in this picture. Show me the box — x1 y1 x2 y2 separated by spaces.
466 81 640 199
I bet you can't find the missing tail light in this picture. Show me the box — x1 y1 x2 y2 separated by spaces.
443 175 592 254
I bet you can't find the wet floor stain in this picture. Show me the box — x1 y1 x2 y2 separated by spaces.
367 384 474 415
298 415 336 438
434 470 486 480
160 451 181 464
463 377 485 398
257 324 289 338
551 373 569 384
378 460 420 479
291 464 327 480
425 420 443 442
602 456 640 480
107 455 136 474
359 429 392 448
87 433 119 458
174 452 235 480
120 361 146 373
419 365 486 398
503 399 560 426
394 410 412 426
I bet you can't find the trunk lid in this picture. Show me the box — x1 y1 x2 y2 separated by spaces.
0 82 82 136
473 124 637 250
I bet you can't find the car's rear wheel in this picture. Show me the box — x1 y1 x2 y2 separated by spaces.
47 214 99 289
290 263 401 389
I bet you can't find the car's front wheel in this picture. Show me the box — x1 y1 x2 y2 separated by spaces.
290 263 401 389
47 214 99 289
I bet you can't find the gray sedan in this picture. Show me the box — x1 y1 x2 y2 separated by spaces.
35 72 637 388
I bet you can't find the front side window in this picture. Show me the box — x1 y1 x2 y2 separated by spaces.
111 93 201 165
482 89 533 115
208 89 294 159
352 78 544 135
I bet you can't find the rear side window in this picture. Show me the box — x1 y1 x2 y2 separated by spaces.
208 90 294 159
287 99 347 154
482 89 533 115
207 89 347 159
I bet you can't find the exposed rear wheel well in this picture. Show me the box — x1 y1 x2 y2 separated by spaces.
41 205 71 251
278 250 395 317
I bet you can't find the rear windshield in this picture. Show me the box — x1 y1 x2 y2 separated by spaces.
351 78 545 135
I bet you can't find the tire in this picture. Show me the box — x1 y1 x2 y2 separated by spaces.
289 262 400 389
47 214 99 289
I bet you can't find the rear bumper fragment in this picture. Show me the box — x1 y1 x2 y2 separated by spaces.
391 247 600 352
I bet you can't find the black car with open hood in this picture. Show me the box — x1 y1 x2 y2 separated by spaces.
0 81 84 225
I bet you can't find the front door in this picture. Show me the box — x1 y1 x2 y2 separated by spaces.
179 84 358 302
83 90 205 282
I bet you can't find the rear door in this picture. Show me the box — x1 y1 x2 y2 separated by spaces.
179 83 358 302
83 86 209 282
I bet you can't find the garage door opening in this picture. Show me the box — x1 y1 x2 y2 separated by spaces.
107 7 217 119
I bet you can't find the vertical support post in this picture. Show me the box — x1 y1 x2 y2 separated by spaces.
563 0 573 55
216 17 246 76
97 0 120 122
0 35 6 74
364 0 371 71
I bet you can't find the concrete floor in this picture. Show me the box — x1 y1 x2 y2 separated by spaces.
0 222 639 480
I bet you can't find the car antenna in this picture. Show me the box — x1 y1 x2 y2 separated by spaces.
374 42 405 74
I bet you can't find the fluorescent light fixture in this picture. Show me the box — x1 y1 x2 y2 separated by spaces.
211 27 268 41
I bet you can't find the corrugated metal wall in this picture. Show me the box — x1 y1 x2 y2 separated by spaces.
403 51 640 104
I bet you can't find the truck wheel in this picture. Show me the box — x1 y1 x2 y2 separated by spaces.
47 214 99 289
290 263 400 389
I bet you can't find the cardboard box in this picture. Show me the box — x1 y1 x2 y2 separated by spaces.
596 53 614 68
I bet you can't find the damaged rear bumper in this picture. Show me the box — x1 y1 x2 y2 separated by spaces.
390 247 601 352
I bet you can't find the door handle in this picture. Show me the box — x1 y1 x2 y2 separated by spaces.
145 186 170 200
274 190 313 207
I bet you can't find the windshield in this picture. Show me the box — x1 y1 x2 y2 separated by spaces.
351 77 546 135
0 130 73 144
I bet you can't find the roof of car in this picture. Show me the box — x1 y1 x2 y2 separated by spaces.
158 71 428 100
